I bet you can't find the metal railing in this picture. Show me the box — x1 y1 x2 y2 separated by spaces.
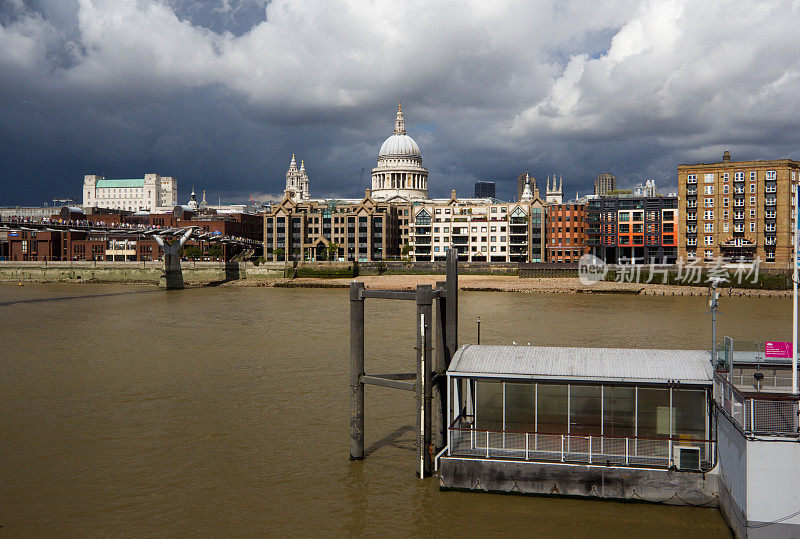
448 418 715 471
714 373 799 436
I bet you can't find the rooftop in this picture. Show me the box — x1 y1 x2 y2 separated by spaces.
448 345 714 385
96 179 145 188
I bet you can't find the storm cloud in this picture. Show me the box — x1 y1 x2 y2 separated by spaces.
1 0 799 205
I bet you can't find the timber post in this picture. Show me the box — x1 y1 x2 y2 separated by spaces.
350 281 365 460
416 284 433 477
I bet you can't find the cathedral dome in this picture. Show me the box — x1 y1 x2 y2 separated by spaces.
379 133 421 157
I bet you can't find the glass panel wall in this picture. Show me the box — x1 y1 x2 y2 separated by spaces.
537 383 568 434
636 388 670 437
569 385 601 435
468 380 709 441
603 386 635 437
672 389 706 440
505 383 534 432
475 381 503 431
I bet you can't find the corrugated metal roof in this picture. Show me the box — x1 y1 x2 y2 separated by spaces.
448 345 713 385
96 179 145 188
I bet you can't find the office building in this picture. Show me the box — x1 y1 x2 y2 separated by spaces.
595 173 616 197
474 181 495 199
586 195 678 264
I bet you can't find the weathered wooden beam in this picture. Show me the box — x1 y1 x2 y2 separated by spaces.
360 289 416 301
361 375 416 391
350 281 365 460
417 284 434 477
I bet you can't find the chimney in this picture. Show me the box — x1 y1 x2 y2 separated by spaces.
723 149 731 163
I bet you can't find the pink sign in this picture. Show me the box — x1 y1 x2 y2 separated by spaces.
765 341 793 358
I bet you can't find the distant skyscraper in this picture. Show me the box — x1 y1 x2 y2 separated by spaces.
474 180 495 198
517 173 528 200
595 173 616 196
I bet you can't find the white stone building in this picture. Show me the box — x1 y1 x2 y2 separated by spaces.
371 102 429 201
409 192 546 262
83 174 177 211
285 154 310 202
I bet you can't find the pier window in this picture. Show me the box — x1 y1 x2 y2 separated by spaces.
637 388 670 437
537 383 568 434
475 381 503 431
603 387 635 437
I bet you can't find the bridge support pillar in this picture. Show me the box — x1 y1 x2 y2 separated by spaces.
155 228 193 290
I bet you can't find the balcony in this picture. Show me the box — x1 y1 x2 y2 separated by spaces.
686 201 697 208
765 237 776 246
765 186 777 193
765 212 776 220
686 239 697 246
687 213 697 221
765 226 776 233
686 177 697 184
765 198 777 206
686 188 697 195
733 201 745 207
687 226 697 234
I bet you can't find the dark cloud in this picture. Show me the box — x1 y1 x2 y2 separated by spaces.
1 0 799 206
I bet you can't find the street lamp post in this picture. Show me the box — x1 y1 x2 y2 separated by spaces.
707 282 720 366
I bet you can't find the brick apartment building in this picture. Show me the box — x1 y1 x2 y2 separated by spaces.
545 203 589 263
678 150 800 266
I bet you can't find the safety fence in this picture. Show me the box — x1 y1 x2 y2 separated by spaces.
448 419 715 471
714 372 799 436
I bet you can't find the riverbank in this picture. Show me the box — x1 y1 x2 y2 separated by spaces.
227 274 789 297
0 261 788 297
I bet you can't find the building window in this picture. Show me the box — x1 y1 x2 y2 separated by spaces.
766 170 776 180
704 223 714 232
723 197 728 207
750 222 755 232
723 173 729 182
704 173 715 183
749 196 756 205
750 171 757 181
704 186 714 195
735 172 744 182
750 209 756 219
705 236 714 245
750 183 756 193
723 185 729 194
705 250 713 259
704 210 714 220
704 197 714 207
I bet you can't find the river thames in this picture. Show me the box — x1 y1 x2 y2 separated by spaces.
1 283 790 536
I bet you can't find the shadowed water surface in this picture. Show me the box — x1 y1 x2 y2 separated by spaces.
2 283 785 536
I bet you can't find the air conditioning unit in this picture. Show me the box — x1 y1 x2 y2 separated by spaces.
674 446 701 471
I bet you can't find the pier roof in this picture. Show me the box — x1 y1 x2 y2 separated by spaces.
448 345 713 386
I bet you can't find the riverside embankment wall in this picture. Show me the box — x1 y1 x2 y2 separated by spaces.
0 261 285 284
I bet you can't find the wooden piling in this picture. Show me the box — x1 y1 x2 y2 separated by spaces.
416 284 433 477
350 281 365 460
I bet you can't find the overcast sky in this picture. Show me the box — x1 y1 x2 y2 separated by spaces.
2 0 800 205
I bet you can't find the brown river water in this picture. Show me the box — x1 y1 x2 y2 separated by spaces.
0 283 791 536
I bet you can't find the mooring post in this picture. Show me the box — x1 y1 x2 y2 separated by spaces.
445 248 458 359
350 281 365 460
416 284 433 477
434 280 448 451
